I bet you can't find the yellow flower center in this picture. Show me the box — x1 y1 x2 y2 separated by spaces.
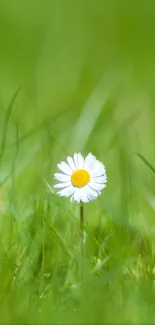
71 169 90 188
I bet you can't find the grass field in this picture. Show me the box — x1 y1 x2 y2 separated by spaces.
0 0 155 323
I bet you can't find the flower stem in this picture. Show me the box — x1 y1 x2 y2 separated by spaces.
80 202 85 281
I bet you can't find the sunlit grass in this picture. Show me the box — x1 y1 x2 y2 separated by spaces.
0 0 155 323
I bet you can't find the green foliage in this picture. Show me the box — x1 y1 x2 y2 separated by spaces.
0 0 155 323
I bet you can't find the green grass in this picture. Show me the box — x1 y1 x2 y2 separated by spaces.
0 0 155 323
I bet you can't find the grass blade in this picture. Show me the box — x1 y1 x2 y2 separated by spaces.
137 152 155 174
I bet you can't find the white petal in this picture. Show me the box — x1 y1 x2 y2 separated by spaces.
84 185 99 201
91 175 107 183
54 182 71 188
87 185 99 198
74 188 86 203
67 156 76 171
92 169 106 177
81 186 92 202
57 185 75 197
70 194 75 203
57 161 72 175
72 188 81 203
72 187 90 203
91 160 105 172
70 184 99 203
89 181 106 191
54 173 70 182
77 153 84 169
91 161 106 177
73 153 79 169
80 188 89 203
84 153 97 171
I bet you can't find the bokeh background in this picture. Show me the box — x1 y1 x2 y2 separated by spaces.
0 0 155 323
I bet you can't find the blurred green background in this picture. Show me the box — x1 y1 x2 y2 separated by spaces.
0 0 155 323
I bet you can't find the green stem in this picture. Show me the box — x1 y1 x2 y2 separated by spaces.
80 203 85 281
80 203 84 235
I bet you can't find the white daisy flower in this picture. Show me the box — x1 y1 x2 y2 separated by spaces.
54 153 107 203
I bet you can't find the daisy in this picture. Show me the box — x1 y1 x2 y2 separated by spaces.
54 153 107 203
